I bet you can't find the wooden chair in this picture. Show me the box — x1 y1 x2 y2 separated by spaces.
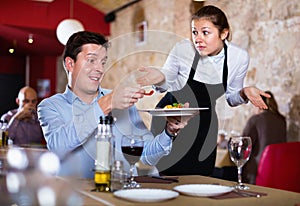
256 142 300 193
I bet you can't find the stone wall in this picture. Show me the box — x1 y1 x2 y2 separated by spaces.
213 0 300 141
101 0 300 141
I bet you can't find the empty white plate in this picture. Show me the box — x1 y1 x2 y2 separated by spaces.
173 184 233 197
113 188 179 202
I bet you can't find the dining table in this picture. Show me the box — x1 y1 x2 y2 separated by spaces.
1 147 300 206
63 175 300 206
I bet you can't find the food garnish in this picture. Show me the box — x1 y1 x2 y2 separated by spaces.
164 103 184 109
144 90 154 96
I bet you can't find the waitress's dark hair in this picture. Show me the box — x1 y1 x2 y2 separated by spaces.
63 31 109 65
192 5 231 41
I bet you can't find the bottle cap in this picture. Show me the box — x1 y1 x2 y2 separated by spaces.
105 116 114 125
99 116 114 124
99 116 104 124
114 160 123 168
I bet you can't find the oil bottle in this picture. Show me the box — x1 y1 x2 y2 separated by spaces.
94 115 114 192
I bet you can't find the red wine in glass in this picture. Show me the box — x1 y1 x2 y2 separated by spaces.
121 146 144 165
121 135 144 189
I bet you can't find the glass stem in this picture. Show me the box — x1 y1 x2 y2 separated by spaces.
237 166 242 185
129 164 135 182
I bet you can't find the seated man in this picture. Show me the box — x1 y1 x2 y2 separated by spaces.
37 31 188 178
1 86 45 146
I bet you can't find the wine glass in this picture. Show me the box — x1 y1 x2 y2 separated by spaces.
228 136 252 190
121 134 144 189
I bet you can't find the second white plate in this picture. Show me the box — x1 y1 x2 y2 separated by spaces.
173 184 233 197
113 188 179 202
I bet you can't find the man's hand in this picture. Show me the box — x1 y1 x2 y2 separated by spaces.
111 86 145 109
98 86 145 115
165 102 191 136
14 104 36 121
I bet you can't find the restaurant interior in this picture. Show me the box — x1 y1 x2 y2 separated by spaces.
0 0 299 205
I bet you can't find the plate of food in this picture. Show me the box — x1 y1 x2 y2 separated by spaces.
173 184 233 197
113 188 179 202
138 104 209 117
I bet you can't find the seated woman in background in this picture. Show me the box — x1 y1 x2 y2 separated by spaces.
242 91 287 184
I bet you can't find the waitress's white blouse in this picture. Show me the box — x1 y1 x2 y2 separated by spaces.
157 39 249 107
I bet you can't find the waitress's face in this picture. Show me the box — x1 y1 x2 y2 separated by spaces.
191 18 228 56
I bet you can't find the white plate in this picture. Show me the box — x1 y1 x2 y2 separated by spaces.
138 108 209 116
113 188 179 202
173 184 233 197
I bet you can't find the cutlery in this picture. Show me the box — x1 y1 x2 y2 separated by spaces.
233 189 261 198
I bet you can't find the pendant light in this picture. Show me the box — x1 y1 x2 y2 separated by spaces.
56 0 84 45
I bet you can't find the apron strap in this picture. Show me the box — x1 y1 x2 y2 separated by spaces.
222 43 228 91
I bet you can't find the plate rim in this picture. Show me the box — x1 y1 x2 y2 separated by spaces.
138 107 209 112
138 107 209 116
113 188 179 202
173 184 233 197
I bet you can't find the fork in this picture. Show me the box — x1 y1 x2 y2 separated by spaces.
233 189 261 198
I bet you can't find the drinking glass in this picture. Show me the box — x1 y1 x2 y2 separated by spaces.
228 136 252 190
121 134 144 189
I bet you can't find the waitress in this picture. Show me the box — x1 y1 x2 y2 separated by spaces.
138 5 270 176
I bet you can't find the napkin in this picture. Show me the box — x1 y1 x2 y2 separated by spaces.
135 176 179 184
210 190 267 199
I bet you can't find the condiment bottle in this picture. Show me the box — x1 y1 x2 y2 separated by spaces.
94 115 114 192
110 160 127 192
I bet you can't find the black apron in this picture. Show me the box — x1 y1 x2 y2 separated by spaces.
153 44 228 176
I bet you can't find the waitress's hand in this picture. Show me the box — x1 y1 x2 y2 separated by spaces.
136 67 165 87
241 86 271 109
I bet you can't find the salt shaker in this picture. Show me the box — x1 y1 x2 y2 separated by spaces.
110 160 127 192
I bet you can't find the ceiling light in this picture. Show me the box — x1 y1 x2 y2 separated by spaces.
28 34 34 44
56 0 84 45
9 40 17 54
56 19 84 45
9 48 14 54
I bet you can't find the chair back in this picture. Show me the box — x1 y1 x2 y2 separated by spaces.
256 142 300 193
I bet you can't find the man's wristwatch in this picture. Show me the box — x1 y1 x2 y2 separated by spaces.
165 127 178 141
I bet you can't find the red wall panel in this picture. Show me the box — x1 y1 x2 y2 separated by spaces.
30 56 57 99
0 0 109 35
0 56 25 75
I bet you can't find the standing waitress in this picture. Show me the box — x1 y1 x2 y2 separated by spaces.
138 5 270 176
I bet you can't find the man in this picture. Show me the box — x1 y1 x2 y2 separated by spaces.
38 31 188 178
1 86 45 146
